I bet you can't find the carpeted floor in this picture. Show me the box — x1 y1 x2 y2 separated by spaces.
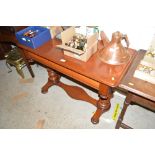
0 60 155 129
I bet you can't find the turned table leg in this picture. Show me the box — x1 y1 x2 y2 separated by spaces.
91 84 112 124
41 68 60 94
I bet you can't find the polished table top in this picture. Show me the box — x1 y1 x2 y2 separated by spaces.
18 39 136 88
18 38 137 124
119 50 155 102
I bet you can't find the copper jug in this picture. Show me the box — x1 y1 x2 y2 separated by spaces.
98 31 131 65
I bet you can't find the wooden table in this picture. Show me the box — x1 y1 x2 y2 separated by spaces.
18 39 136 124
116 50 155 129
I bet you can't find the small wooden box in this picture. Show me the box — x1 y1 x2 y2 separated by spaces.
57 27 98 62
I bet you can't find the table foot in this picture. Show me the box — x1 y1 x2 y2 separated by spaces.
41 68 60 94
91 100 111 124
91 109 103 124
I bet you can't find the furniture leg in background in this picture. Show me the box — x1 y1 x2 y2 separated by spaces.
116 50 155 129
115 92 155 129
115 93 132 129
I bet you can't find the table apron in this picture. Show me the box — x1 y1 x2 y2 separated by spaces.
26 51 100 90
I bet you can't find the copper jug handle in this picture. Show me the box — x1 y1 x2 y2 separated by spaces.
122 34 129 48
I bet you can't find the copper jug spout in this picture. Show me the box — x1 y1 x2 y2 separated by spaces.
98 31 131 65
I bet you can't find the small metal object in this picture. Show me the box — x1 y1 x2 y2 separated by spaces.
5 47 26 78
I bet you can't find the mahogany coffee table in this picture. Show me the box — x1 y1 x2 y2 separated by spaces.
18 39 136 124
